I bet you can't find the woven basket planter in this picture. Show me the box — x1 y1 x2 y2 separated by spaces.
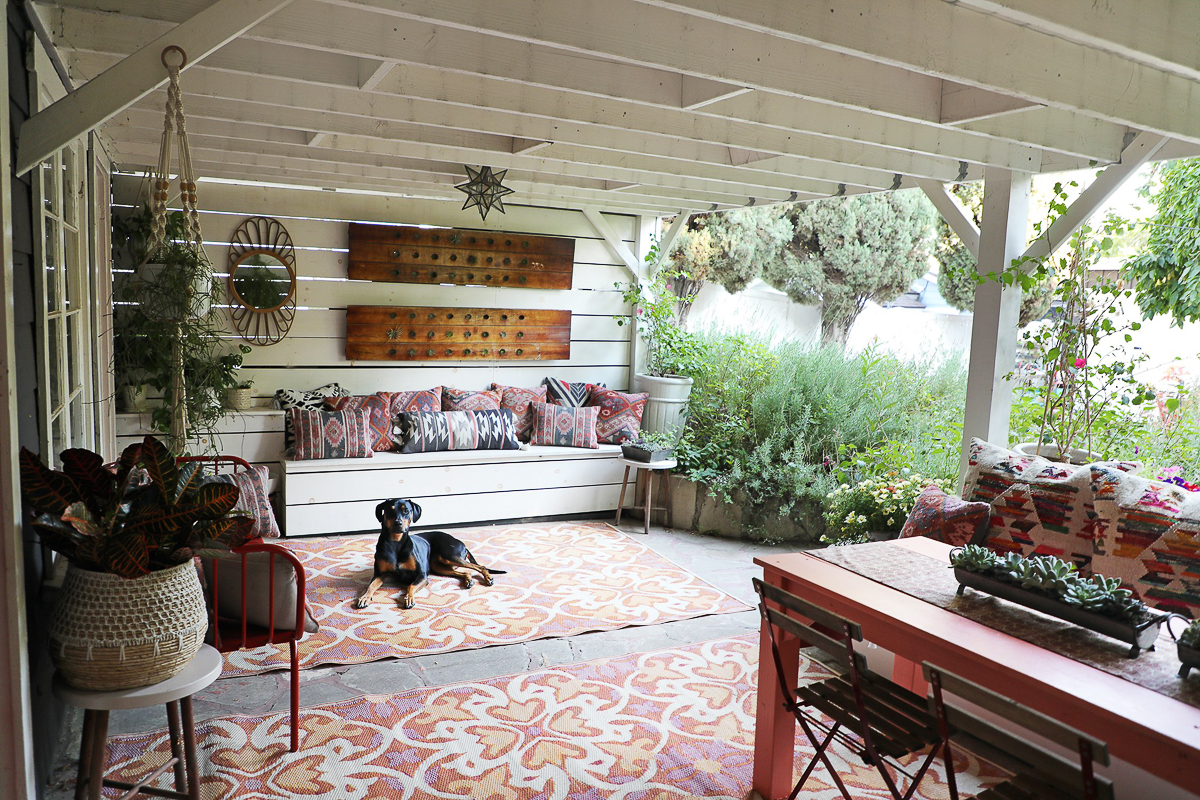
49 561 208 691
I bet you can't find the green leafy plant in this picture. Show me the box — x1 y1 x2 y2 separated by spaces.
615 239 709 378
624 429 678 451
1123 158 1200 327
822 472 948 544
1180 619 1200 648
20 436 254 579
949 544 999 573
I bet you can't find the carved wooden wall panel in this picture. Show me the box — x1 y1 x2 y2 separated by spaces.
348 223 575 290
346 306 572 361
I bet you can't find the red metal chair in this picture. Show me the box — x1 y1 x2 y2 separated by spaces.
178 455 307 753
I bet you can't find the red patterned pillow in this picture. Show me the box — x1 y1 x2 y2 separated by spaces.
290 409 374 460
323 394 393 452
530 402 598 449
491 384 548 442
219 466 281 539
383 388 442 416
899 485 990 547
587 387 649 444
443 388 502 412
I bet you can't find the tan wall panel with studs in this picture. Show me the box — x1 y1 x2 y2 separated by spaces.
348 222 575 290
346 306 572 361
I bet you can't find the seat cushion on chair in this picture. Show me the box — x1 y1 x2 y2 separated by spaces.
202 551 318 634
899 485 990 547
214 465 281 539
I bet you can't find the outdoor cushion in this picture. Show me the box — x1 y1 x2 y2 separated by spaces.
323 394 393 452
899 484 990 547
587 387 649 445
543 377 605 408
202 551 318 633
383 387 443 416
491 383 548 442
530 402 599 449
442 388 503 412
289 409 374 460
213 465 281 539
275 382 351 451
392 409 520 454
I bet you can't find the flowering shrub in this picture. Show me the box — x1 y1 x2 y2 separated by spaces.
821 472 949 544
1157 467 1200 493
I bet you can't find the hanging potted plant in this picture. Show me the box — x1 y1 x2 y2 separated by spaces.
616 240 708 439
21 436 254 691
991 193 1153 464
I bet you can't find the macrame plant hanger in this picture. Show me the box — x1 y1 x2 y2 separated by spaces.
147 45 205 455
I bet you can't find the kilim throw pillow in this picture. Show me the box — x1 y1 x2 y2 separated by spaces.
542 377 605 408
213 465 281 539
393 409 520 454
491 383 548 442
442 388 503 412
899 484 990 547
530 401 599 449
290 409 374 460
323 394 393 452
275 382 351 452
587 387 649 444
383 387 443 415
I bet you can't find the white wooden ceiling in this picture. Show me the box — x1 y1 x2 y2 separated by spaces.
35 0 1200 215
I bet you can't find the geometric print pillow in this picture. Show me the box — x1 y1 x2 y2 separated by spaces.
899 484 990 547
384 387 443 416
289 409 374 460
442 388 502 412
491 384 548 442
530 402 598 449
215 465 281 539
393 410 520 454
587 387 649 444
275 382 351 451
323 394 393 452
543 378 605 408
979 482 1065 560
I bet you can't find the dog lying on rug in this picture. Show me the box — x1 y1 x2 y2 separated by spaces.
354 498 507 609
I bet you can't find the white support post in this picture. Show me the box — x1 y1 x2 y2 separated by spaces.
917 178 980 259
1020 131 1168 263
0 20 36 800
629 214 660 389
583 207 640 279
15 0 298 175
960 167 1031 483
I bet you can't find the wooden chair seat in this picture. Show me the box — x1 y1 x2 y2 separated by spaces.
798 674 940 760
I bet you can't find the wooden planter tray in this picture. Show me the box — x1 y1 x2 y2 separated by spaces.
953 568 1166 658
1178 643 1200 679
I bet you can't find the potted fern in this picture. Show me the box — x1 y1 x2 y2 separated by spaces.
21 435 254 690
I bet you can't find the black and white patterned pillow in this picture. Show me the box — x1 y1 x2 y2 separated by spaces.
274 383 350 451
542 377 606 408
393 410 520 454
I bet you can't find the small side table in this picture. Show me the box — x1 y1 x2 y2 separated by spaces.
615 456 677 535
53 644 223 800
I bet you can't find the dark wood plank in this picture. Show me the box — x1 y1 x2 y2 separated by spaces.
346 306 572 362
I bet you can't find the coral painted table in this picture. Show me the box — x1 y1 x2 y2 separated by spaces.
752 537 1200 799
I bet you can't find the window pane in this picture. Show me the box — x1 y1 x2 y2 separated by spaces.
47 316 61 411
69 390 86 449
62 148 77 221
63 227 79 311
41 158 57 214
51 414 66 463
44 218 59 312
65 312 79 397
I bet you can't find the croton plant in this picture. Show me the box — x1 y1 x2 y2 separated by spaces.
20 435 254 579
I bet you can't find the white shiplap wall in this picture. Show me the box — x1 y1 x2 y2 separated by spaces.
112 175 640 481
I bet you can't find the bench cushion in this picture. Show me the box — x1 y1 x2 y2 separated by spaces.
393 409 520 453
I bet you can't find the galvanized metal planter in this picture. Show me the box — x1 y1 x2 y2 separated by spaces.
953 568 1166 658
620 444 673 463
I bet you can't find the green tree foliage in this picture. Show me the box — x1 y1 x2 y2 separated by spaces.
935 183 1052 327
1124 158 1200 327
669 193 935 346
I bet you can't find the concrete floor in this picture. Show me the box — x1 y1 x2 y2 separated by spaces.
43 519 803 798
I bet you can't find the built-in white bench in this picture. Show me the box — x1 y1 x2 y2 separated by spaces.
282 444 626 536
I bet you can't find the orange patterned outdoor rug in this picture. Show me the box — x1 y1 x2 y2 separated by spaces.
223 522 748 676
105 636 1007 799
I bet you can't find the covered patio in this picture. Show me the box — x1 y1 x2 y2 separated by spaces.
2 1 1199 798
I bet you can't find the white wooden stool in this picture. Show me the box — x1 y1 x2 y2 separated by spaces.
53 644 223 800
615 456 677 535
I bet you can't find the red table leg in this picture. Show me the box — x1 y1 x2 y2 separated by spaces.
752 604 799 800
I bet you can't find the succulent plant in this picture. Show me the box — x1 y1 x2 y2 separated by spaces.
1017 556 1077 593
1180 620 1200 648
949 544 998 573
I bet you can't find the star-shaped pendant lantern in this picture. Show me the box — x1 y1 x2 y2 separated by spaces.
455 165 515 221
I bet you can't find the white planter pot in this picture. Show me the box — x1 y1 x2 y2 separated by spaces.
122 384 150 412
634 373 693 439
1013 441 1103 466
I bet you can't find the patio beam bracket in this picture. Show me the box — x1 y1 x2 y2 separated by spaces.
917 178 979 259
1017 130 1168 265
583 207 641 280
15 0 298 176
649 211 693 277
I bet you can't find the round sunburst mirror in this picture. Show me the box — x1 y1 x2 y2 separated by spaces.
227 216 297 345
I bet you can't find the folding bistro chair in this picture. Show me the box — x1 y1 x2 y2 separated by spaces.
754 578 948 800
923 662 1114 800
179 455 309 752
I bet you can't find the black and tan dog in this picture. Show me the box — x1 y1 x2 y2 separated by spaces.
354 498 507 609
